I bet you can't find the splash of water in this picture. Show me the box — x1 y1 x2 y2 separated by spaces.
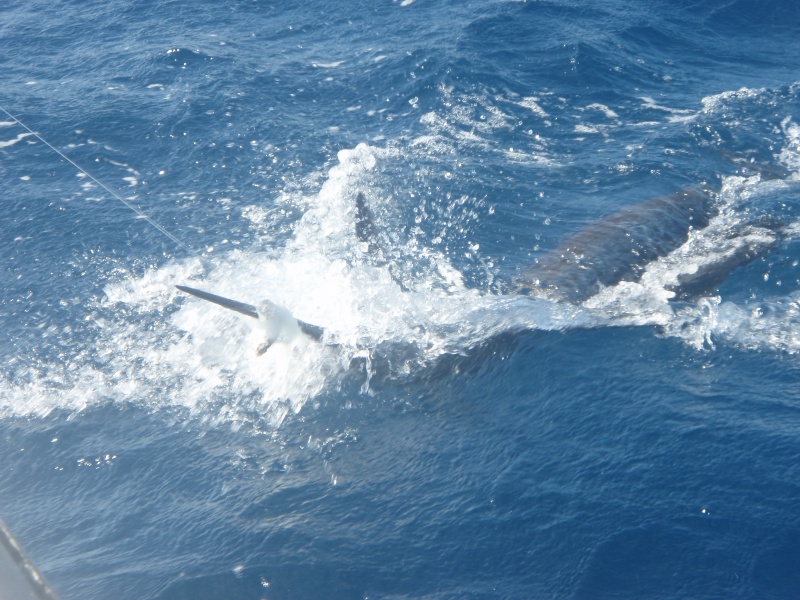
2 104 800 424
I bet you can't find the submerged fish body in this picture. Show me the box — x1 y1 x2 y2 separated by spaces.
521 186 781 303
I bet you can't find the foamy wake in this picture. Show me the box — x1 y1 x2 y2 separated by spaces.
2 104 800 423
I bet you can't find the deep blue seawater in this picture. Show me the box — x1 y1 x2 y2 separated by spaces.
2 0 800 598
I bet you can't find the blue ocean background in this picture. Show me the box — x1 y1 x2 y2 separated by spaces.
2 0 800 598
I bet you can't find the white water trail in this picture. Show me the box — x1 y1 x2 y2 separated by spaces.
3 109 800 423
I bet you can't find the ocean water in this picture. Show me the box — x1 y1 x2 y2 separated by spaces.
2 0 800 598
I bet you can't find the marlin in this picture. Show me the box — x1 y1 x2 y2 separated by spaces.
177 182 785 352
8 103 784 349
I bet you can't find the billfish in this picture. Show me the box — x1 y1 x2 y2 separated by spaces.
178 182 784 352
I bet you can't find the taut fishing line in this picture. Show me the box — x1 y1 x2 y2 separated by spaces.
0 104 206 263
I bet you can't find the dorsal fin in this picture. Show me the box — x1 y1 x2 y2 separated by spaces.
354 192 410 292
355 192 381 255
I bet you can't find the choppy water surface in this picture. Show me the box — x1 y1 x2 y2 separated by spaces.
1 1 800 598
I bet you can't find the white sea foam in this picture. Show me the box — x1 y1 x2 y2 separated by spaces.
519 97 549 118
779 116 800 175
2 86 799 423
0 132 32 148
0 143 568 423
699 86 765 115
574 124 602 134
584 103 619 119
311 61 344 68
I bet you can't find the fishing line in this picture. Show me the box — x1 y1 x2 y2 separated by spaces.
0 104 205 262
